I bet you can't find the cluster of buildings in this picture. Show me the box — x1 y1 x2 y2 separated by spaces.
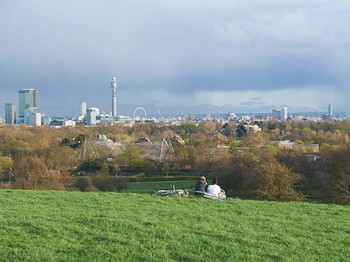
2 76 337 127
272 107 288 121
4 77 121 127
5 88 68 126
5 89 42 126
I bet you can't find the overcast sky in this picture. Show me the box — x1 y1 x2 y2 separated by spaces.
1 0 350 117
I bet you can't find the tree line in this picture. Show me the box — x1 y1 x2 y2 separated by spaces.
0 119 349 204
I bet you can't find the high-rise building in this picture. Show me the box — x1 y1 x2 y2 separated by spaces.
28 112 41 126
86 107 99 125
281 107 288 121
80 101 87 117
111 77 117 118
328 103 333 117
24 107 39 125
18 89 38 119
272 109 281 119
5 103 16 125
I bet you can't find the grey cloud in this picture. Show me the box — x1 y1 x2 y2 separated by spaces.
1 0 350 116
167 53 339 94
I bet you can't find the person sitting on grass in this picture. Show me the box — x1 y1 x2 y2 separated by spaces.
194 176 207 196
206 178 222 196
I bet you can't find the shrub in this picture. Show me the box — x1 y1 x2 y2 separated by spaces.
93 177 128 192
73 177 95 192
220 154 304 201
256 161 304 201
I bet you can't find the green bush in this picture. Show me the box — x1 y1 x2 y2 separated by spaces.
73 177 95 192
93 177 128 192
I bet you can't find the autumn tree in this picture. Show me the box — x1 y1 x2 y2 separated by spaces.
269 128 281 140
117 145 144 168
241 130 267 155
13 155 48 189
44 142 80 171
219 152 261 198
255 161 304 201
12 155 71 190
220 152 304 201
0 155 13 181
173 145 195 169
321 144 350 204
190 122 222 174
176 122 197 140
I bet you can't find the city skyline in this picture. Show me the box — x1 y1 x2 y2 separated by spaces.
1 1 350 117
3 87 342 127
2 86 339 120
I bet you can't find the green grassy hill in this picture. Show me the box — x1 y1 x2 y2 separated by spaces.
0 190 349 261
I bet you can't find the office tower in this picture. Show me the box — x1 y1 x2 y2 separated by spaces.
24 107 39 125
86 107 99 125
281 107 288 121
18 89 38 119
80 101 87 117
111 77 117 118
272 109 281 119
28 112 41 126
5 103 16 125
328 103 333 117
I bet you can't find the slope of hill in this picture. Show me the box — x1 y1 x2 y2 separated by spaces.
0 190 349 261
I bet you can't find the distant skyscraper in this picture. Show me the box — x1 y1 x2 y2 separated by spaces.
28 112 41 126
86 107 99 125
5 103 16 125
328 103 333 117
18 89 38 119
280 107 288 121
24 107 39 125
111 77 117 118
80 101 87 117
272 109 281 119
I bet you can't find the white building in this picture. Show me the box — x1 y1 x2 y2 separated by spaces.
80 101 87 118
24 107 39 125
28 112 42 126
278 140 296 150
86 107 99 125
244 124 261 132
64 120 76 127
227 112 237 122
281 107 288 121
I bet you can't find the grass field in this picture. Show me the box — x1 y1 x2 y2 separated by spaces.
0 190 349 261
125 180 197 193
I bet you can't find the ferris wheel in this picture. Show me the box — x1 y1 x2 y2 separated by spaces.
133 107 147 120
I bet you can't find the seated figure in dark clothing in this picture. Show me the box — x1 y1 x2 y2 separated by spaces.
194 176 207 196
